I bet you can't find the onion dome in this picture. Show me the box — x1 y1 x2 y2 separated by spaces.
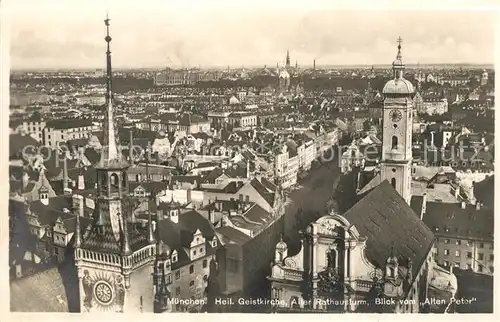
276 235 287 250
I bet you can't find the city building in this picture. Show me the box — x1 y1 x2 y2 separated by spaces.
43 119 96 148
268 38 455 314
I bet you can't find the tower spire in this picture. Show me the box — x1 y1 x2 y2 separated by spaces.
392 36 405 79
286 49 290 67
98 14 126 169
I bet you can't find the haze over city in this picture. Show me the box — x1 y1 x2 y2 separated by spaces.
9 1 495 69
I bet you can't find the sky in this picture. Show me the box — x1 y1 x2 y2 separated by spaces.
7 0 497 69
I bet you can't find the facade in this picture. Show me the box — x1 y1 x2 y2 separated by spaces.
268 182 436 313
380 39 414 205
414 93 449 115
43 119 96 148
228 112 258 128
341 141 365 174
421 201 494 276
18 119 46 142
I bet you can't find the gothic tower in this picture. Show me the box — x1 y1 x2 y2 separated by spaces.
380 37 414 204
285 49 291 68
74 15 156 313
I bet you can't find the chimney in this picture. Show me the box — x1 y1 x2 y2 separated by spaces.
421 193 427 220
62 154 69 193
476 201 481 210
430 131 435 148
246 160 250 179
129 130 134 166
78 194 84 218
454 185 460 199
208 209 214 223
22 171 29 190
78 173 85 190
148 211 155 244
460 201 466 209
449 264 453 274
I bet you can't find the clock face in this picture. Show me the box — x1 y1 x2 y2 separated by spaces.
389 109 402 122
94 281 114 305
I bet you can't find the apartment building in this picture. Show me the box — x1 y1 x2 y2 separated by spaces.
422 200 494 275
43 119 96 148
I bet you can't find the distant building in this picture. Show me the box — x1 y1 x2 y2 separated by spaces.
43 119 96 148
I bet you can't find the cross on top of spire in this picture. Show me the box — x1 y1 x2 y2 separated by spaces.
396 36 403 60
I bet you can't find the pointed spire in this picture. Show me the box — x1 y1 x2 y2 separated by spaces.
148 210 155 244
75 203 82 248
392 36 405 79
120 214 131 255
98 14 127 169
286 49 290 67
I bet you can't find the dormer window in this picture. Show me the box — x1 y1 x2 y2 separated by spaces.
172 251 178 263
211 238 217 247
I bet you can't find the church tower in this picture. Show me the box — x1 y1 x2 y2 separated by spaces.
74 15 156 313
285 49 291 68
380 37 414 204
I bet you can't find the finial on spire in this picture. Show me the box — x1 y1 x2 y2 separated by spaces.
396 36 403 60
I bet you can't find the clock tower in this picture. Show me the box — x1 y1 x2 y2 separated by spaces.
74 15 156 313
380 37 414 204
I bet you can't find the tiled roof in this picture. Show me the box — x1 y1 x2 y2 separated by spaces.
46 119 93 130
157 210 219 270
216 226 252 246
242 203 273 225
9 134 40 158
249 178 275 206
10 258 80 312
343 180 435 279
423 202 493 241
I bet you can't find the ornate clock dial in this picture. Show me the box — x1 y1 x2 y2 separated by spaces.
389 109 402 122
94 281 114 305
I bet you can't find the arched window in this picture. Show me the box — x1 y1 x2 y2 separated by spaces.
391 178 396 188
122 172 127 187
391 136 398 150
327 249 337 269
136 174 139 182
389 267 395 278
189 265 194 274
110 173 119 187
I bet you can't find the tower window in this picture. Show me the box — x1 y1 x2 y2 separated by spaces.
391 136 398 150
110 173 117 185
391 178 396 188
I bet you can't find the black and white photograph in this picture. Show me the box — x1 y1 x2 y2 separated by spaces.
4 0 497 315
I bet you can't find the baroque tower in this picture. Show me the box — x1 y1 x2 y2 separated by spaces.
74 15 156 313
380 37 414 204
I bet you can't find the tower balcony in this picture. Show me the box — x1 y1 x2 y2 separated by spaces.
384 149 409 162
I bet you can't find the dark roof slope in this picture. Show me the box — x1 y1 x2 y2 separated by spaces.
423 202 493 241
343 180 435 279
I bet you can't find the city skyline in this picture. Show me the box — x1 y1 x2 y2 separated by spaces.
8 2 495 70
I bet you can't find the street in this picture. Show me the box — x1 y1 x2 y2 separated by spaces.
282 156 342 251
